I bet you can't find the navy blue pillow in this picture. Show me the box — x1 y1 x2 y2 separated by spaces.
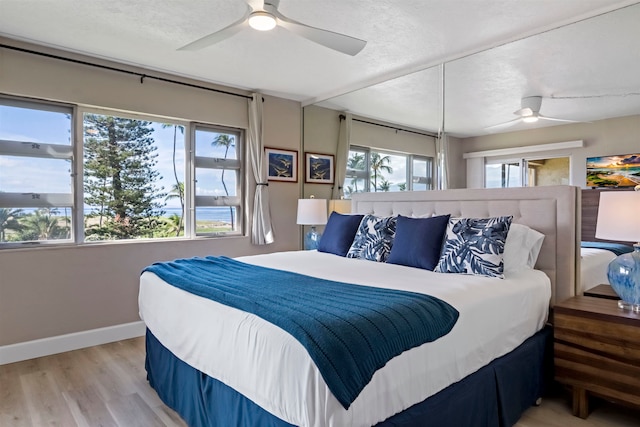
387 214 451 270
318 212 365 257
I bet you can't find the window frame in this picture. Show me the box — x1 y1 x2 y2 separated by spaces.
345 145 434 196
0 96 246 249
191 123 244 238
0 96 76 247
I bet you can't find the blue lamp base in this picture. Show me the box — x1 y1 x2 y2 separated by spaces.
607 243 640 313
304 226 322 250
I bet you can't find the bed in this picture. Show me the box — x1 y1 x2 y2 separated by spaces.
580 188 634 292
139 185 580 427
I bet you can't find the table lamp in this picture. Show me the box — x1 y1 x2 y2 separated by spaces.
297 196 327 250
595 188 640 312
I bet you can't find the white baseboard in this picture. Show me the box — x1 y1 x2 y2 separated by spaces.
0 321 146 365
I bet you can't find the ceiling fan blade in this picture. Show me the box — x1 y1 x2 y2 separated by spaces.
484 118 522 131
178 6 251 51
273 9 366 56
538 115 584 123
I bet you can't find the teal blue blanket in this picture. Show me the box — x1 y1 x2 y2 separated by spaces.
143 256 459 409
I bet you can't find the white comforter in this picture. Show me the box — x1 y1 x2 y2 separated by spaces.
139 250 551 427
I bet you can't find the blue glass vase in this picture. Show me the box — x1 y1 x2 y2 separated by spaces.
304 226 322 250
607 244 640 312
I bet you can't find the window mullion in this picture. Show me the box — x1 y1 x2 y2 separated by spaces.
0 140 74 159
0 193 73 208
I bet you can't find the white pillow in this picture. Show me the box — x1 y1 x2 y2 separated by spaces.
503 223 545 273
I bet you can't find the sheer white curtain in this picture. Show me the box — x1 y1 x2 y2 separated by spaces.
332 113 352 199
436 63 450 190
248 93 274 244
436 133 450 190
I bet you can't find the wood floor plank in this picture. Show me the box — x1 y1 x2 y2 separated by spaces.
62 386 118 427
94 341 165 409
151 404 188 427
106 393 165 427
1 336 639 427
19 369 76 427
75 345 137 403
0 368 32 427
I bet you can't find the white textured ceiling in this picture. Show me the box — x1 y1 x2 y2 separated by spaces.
1 0 639 136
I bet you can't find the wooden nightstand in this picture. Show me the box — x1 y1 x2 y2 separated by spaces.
583 284 619 300
554 296 640 418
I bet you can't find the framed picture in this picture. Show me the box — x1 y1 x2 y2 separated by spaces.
305 152 334 184
266 147 297 182
586 153 640 187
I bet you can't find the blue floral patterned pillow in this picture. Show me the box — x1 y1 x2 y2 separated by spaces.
346 215 397 262
435 216 513 278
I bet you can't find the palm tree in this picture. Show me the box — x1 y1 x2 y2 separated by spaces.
377 179 391 192
398 183 407 191
0 208 23 242
163 213 183 237
165 182 184 236
346 153 365 193
19 208 65 240
211 134 236 229
370 152 393 192
161 124 185 218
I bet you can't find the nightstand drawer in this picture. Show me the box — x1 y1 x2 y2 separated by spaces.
555 313 640 362
553 296 640 418
555 342 640 407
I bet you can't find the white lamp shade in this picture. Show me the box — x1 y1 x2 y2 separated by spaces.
297 199 328 225
328 199 352 214
595 191 640 242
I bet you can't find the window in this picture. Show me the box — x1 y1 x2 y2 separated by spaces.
411 156 433 191
0 98 74 243
82 111 187 241
0 96 244 247
344 146 433 197
485 162 522 188
485 157 570 188
193 125 242 236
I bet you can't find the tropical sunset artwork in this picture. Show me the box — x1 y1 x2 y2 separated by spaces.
586 153 640 187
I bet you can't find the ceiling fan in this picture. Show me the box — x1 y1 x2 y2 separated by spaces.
178 0 367 56
485 96 584 131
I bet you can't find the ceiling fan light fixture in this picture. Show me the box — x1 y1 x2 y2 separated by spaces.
522 114 539 123
248 11 277 31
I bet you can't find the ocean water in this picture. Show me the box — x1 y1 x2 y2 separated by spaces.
588 166 640 173
165 207 234 222
81 207 234 222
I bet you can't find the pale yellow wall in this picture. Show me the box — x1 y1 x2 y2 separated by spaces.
535 157 570 186
302 105 341 201
445 135 466 189
460 115 640 188
0 40 302 346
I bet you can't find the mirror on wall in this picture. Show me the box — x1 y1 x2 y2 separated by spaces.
313 65 443 134
303 2 640 195
303 65 442 201
444 2 640 138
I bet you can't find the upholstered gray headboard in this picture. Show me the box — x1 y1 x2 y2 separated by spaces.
351 185 580 306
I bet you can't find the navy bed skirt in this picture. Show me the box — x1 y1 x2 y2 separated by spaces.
145 327 551 427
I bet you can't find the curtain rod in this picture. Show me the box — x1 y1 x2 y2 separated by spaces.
339 114 436 137
1 43 254 101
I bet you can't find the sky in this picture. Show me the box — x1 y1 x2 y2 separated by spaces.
586 154 640 169
0 105 235 208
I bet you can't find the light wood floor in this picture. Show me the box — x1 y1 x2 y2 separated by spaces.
1 337 639 427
